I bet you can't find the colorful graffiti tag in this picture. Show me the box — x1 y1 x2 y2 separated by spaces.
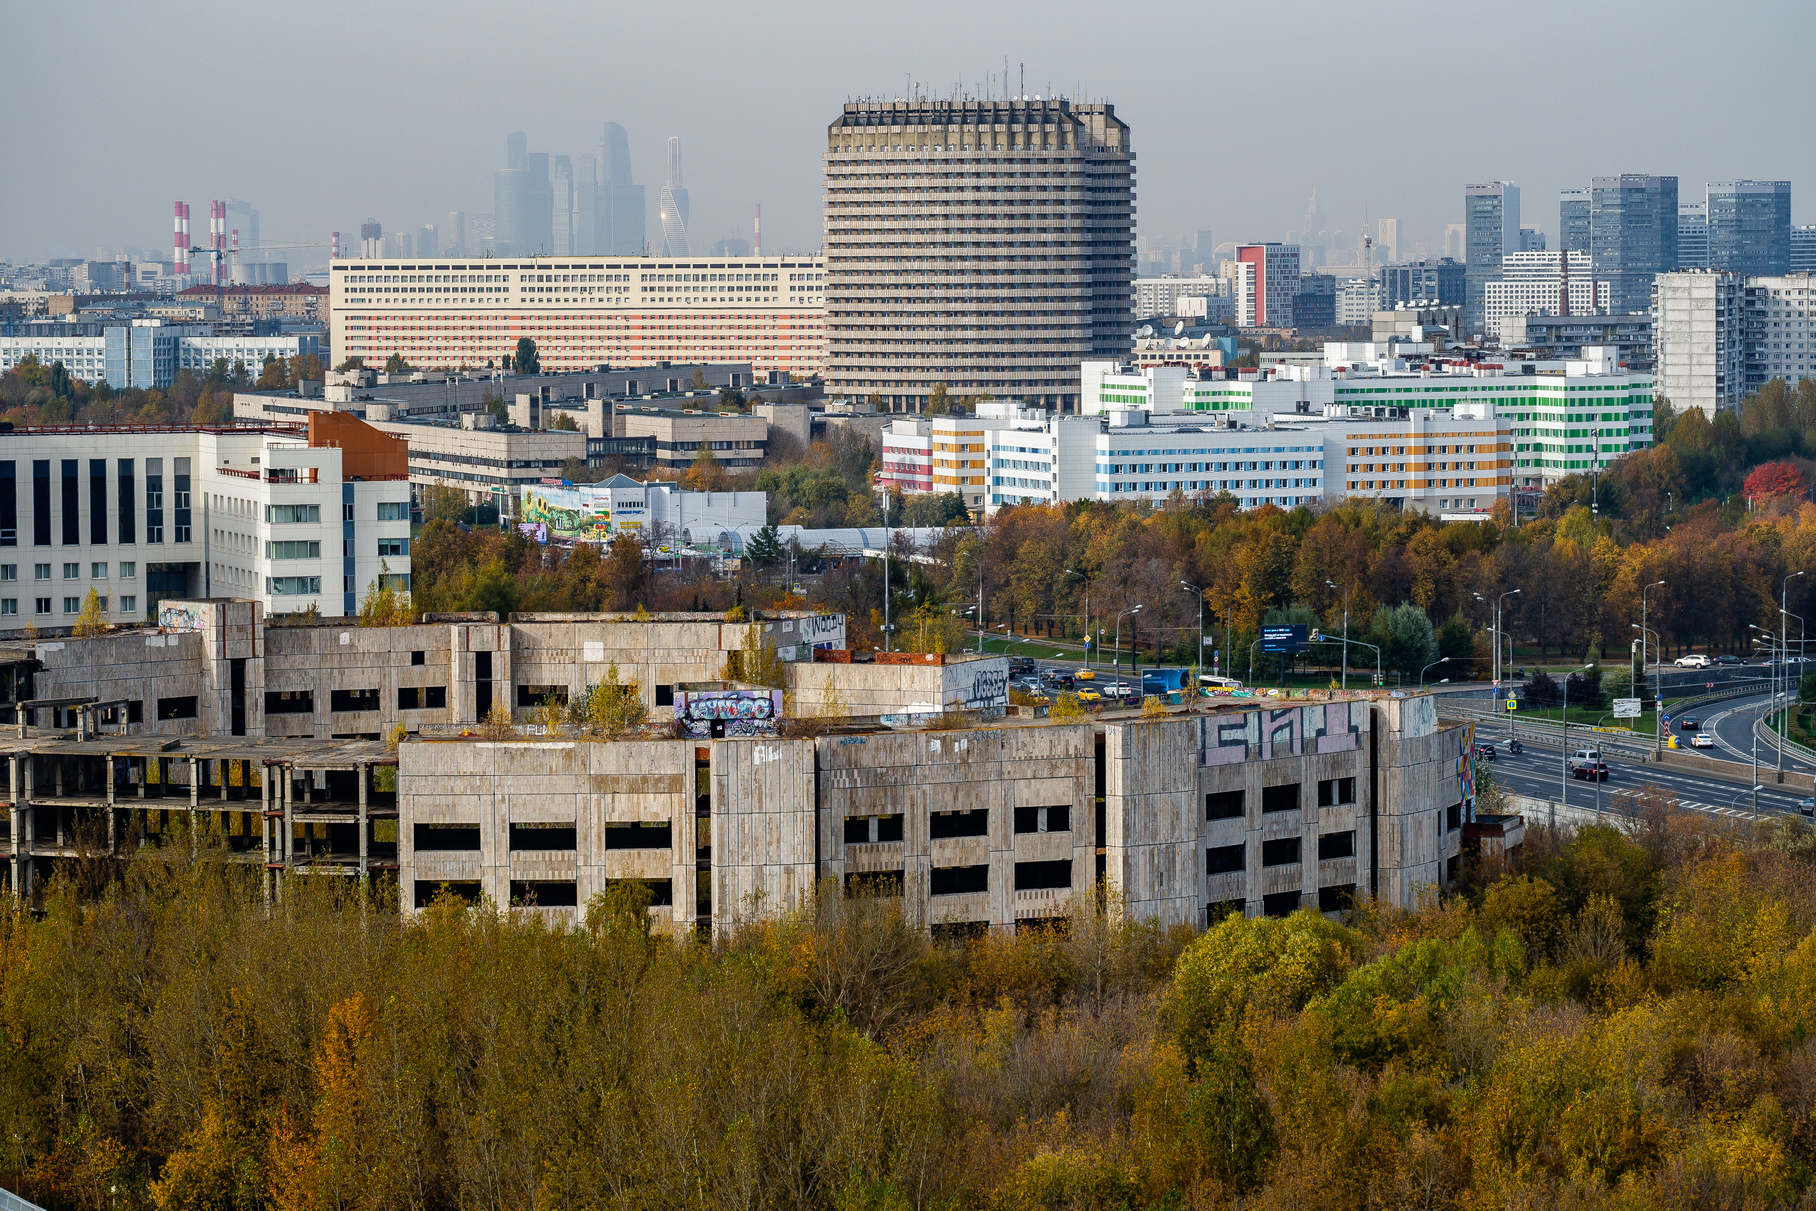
1201 701 1369 766
672 687 784 739
157 602 206 633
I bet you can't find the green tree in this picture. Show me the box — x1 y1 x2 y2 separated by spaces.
1438 611 1474 662
515 337 540 375
745 524 784 570
690 368 708 390
1369 602 1440 677
256 353 290 391
682 442 730 492
383 353 407 373
924 382 954 415
551 412 578 431
483 391 509 425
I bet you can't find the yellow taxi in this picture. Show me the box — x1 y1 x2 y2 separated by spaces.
1075 689 1102 703
1074 668 1095 681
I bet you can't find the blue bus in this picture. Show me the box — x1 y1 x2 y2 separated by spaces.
1141 668 1192 697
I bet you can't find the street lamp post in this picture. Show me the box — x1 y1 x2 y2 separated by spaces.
1782 572 1805 779
1114 605 1142 692
1559 662 1594 826
1068 568 1091 670
877 489 893 652
1499 589 1522 688
1181 583 1204 690
1641 579 1665 753
1327 579 1350 691
1420 657 1449 688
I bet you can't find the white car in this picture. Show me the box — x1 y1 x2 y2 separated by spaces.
1690 733 1716 748
1674 654 1712 668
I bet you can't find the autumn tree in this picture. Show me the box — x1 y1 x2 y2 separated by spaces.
514 336 540 375
1744 459 1805 500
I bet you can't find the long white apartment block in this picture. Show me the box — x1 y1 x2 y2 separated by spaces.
0 414 411 629
328 253 825 379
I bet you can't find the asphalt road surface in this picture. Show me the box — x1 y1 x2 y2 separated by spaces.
1478 727 1811 822
1694 691 1816 776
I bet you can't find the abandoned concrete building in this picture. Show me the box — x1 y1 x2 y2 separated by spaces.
1 600 1478 932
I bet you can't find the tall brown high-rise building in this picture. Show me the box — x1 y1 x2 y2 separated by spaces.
822 98 1133 413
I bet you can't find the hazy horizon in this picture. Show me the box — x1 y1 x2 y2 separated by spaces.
4 0 1812 268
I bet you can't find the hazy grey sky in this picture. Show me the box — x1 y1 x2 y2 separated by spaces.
5 0 1812 266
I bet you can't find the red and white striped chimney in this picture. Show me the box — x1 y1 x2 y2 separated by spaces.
210 201 228 285
331 231 340 260
174 202 190 274
753 203 761 257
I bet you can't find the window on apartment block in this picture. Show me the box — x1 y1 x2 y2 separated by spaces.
1317 777 1357 807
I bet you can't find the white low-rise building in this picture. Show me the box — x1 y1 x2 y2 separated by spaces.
0 413 411 628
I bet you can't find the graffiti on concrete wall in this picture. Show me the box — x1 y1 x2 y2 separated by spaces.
673 687 783 739
1458 720 1476 805
951 665 1009 714
1202 700 1368 766
158 602 205 633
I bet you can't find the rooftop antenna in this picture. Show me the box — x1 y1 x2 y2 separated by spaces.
1020 62 1024 98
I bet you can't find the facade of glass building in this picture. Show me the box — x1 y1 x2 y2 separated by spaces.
1707 180 1791 276
1590 174 1678 317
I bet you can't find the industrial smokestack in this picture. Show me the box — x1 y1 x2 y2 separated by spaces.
754 203 761 257
173 202 186 274
331 231 340 260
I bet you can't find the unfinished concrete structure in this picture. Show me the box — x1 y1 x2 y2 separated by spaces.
1 601 1473 932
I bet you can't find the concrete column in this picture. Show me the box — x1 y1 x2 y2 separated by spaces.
106 755 116 856
189 758 200 852
8 755 18 900
282 762 294 870
357 762 369 879
21 755 33 898
260 765 272 904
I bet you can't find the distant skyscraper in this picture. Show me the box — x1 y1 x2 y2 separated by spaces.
1194 229 1216 268
506 131 527 170
552 155 574 254
1559 188 1590 255
1590 174 1677 315
1677 202 1708 269
359 219 382 259
1793 226 1816 273
1375 218 1398 263
575 154 597 256
1234 243 1300 327
446 211 466 256
660 136 690 256
1518 227 1546 252
1707 180 1791 276
599 122 647 256
1444 224 1464 261
1464 182 1520 332
417 224 437 261
224 200 259 262
523 151 553 256
496 135 554 257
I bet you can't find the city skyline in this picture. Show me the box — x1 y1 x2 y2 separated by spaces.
3 0 1814 266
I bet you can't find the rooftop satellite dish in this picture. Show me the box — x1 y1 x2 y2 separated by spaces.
1174 320 1185 336
1138 325 1153 337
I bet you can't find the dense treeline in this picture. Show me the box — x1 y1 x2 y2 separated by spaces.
400 383 1816 669
0 352 323 429
5 805 1816 1210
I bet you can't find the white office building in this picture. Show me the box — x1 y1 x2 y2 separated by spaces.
0 414 411 629
1480 251 1609 340
0 324 320 390
1652 271 1746 415
1135 275 1231 320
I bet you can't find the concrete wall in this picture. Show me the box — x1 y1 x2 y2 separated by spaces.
397 737 695 930
785 655 1009 717
1374 695 1467 905
711 737 816 930
814 724 1096 930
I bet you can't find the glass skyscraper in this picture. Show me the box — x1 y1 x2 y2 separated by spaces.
1464 182 1519 333
1591 174 1677 316
1707 180 1791 276
1559 188 1590 255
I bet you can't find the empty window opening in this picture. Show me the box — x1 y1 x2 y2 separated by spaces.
1013 859 1072 891
330 688 380 713
1013 804 1071 833
265 690 313 715
1318 830 1356 860
509 822 577 851
930 864 989 896
509 880 579 907
1318 884 1355 913
1262 890 1302 918
845 814 904 844
414 824 481 851
414 880 481 908
843 869 904 896
1206 843 1245 875
1317 777 1357 807
929 808 988 839
604 821 673 849
1261 836 1302 867
1205 789 1245 820
1261 783 1300 814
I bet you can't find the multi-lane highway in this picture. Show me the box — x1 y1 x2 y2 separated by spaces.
1475 721 1812 823
1695 691 1816 776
